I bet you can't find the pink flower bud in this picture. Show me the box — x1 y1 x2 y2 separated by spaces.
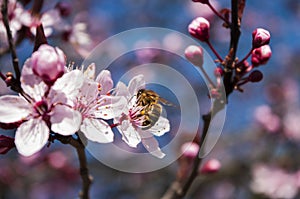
189 17 210 42
192 0 209 4
0 135 15 154
252 28 271 48
181 142 199 159
248 70 263 82
214 67 223 77
251 45 272 67
31 44 66 85
185 45 204 67
200 159 221 174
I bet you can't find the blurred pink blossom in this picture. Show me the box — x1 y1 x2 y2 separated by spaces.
254 105 280 132
251 164 299 199
283 111 300 141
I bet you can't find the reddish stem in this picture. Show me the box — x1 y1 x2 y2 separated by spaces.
207 2 231 26
236 48 253 67
206 40 223 62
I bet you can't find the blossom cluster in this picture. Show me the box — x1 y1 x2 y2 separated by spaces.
186 7 272 94
0 44 170 158
0 0 92 56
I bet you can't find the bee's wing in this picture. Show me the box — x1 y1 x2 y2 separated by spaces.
158 97 176 107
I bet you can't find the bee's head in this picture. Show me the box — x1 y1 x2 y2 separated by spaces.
137 89 145 97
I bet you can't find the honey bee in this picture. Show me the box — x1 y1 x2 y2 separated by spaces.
135 89 173 130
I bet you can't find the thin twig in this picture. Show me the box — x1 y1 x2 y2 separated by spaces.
161 1 244 198
206 40 223 62
1 0 21 81
54 135 93 199
207 2 231 27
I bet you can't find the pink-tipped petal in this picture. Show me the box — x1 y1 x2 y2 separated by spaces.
0 95 31 123
50 105 82 135
96 70 114 95
15 118 49 156
80 118 114 143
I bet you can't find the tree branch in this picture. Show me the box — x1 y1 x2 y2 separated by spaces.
53 134 93 199
161 1 245 198
1 0 21 81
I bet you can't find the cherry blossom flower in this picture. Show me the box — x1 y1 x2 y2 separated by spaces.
113 75 170 158
0 59 83 156
254 105 280 133
74 64 126 143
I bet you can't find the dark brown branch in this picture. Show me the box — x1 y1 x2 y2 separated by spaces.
161 99 224 199
1 0 21 81
223 0 242 97
161 1 245 198
54 135 92 199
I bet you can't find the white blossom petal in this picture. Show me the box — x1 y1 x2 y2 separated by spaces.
50 70 84 103
94 96 127 119
139 130 165 159
96 70 113 95
0 95 31 123
146 116 170 136
50 105 82 135
15 118 49 156
117 120 141 147
21 59 48 101
128 75 145 96
80 118 113 143
79 80 98 104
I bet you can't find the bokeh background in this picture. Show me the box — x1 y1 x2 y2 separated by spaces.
1 0 300 198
